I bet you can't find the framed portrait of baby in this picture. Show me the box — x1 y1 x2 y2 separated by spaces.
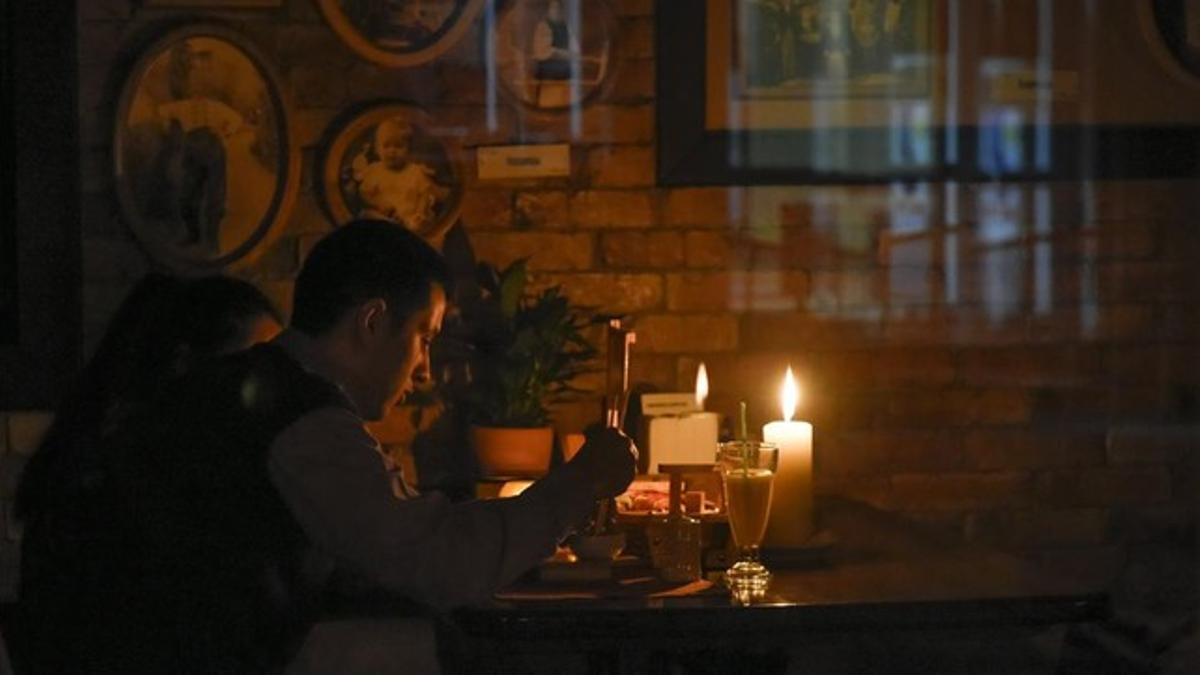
113 24 299 273
488 0 618 111
319 103 465 244
315 0 486 68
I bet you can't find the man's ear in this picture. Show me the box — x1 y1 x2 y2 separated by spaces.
354 298 390 341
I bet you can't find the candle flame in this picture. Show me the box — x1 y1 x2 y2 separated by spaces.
780 367 799 422
695 362 709 409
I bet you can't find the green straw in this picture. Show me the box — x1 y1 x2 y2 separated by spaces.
738 401 749 475
738 401 748 442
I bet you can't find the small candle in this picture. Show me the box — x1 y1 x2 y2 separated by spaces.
763 367 814 547
686 363 720 459
646 363 719 469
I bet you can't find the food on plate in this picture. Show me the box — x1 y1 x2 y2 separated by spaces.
615 480 718 514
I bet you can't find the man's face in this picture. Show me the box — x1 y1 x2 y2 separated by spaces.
186 50 220 98
360 285 446 421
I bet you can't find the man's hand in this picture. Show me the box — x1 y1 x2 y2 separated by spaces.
569 428 638 499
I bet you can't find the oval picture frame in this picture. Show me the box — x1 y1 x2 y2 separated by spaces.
1141 0 1200 86
113 24 300 273
319 103 465 244
489 0 619 112
315 0 486 69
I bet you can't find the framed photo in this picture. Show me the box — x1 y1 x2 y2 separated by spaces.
114 24 300 273
1144 0 1200 81
320 103 465 244
659 1 1200 186
488 0 618 111
658 0 945 186
315 0 485 68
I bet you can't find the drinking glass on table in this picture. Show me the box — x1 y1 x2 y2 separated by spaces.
717 440 779 596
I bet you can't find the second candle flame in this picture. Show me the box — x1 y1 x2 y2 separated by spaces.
780 366 800 422
695 362 709 410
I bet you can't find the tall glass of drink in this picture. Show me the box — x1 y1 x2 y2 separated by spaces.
717 440 779 595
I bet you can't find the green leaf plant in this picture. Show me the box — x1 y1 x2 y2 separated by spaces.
458 259 599 428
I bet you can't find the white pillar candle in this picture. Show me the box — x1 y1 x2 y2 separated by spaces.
763 367 814 547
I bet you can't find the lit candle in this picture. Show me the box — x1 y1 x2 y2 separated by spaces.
762 367 814 547
682 363 720 462
646 363 720 469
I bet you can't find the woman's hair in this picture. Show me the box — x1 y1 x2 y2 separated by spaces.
14 273 280 520
178 274 282 359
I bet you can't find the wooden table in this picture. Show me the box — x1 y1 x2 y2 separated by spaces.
452 498 1116 674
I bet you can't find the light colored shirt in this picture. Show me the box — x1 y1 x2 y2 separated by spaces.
158 97 244 138
266 331 597 611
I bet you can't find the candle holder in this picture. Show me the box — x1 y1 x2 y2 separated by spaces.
717 440 779 594
645 463 710 582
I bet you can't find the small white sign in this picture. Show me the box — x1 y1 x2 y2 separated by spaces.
641 393 700 417
991 70 1080 103
477 144 571 180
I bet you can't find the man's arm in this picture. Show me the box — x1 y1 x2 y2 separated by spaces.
267 407 603 611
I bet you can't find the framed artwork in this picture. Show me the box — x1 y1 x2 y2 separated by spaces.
659 0 1200 186
315 0 485 68
114 24 299 273
320 103 465 244
658 0 944 186
1144 0 1200 80
489 0 618 111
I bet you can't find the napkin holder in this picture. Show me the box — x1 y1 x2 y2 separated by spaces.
639 393 720 471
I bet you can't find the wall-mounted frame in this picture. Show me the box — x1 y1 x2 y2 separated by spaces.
657 0 1200 187
659 0 944 186
315 0 485 68
1142 1 1200 83
319 102 465 245
114 24 300 273
489 0 618 111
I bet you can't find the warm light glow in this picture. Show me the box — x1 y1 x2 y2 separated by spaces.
499 480 534 498
695 362 709 409
780 367 800 422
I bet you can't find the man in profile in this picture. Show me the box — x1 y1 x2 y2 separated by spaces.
84 220 636 673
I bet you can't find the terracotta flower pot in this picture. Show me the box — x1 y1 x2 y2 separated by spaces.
471 426 554 478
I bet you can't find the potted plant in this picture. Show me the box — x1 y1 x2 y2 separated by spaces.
458 259 598 477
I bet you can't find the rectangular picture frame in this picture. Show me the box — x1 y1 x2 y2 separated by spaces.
656 0 1200 186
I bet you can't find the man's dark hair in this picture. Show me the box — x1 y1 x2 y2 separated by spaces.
291 220 451 336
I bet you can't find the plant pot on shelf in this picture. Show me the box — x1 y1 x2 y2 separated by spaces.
471 425 554 478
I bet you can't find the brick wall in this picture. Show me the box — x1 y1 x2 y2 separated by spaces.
0 0 1192 588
